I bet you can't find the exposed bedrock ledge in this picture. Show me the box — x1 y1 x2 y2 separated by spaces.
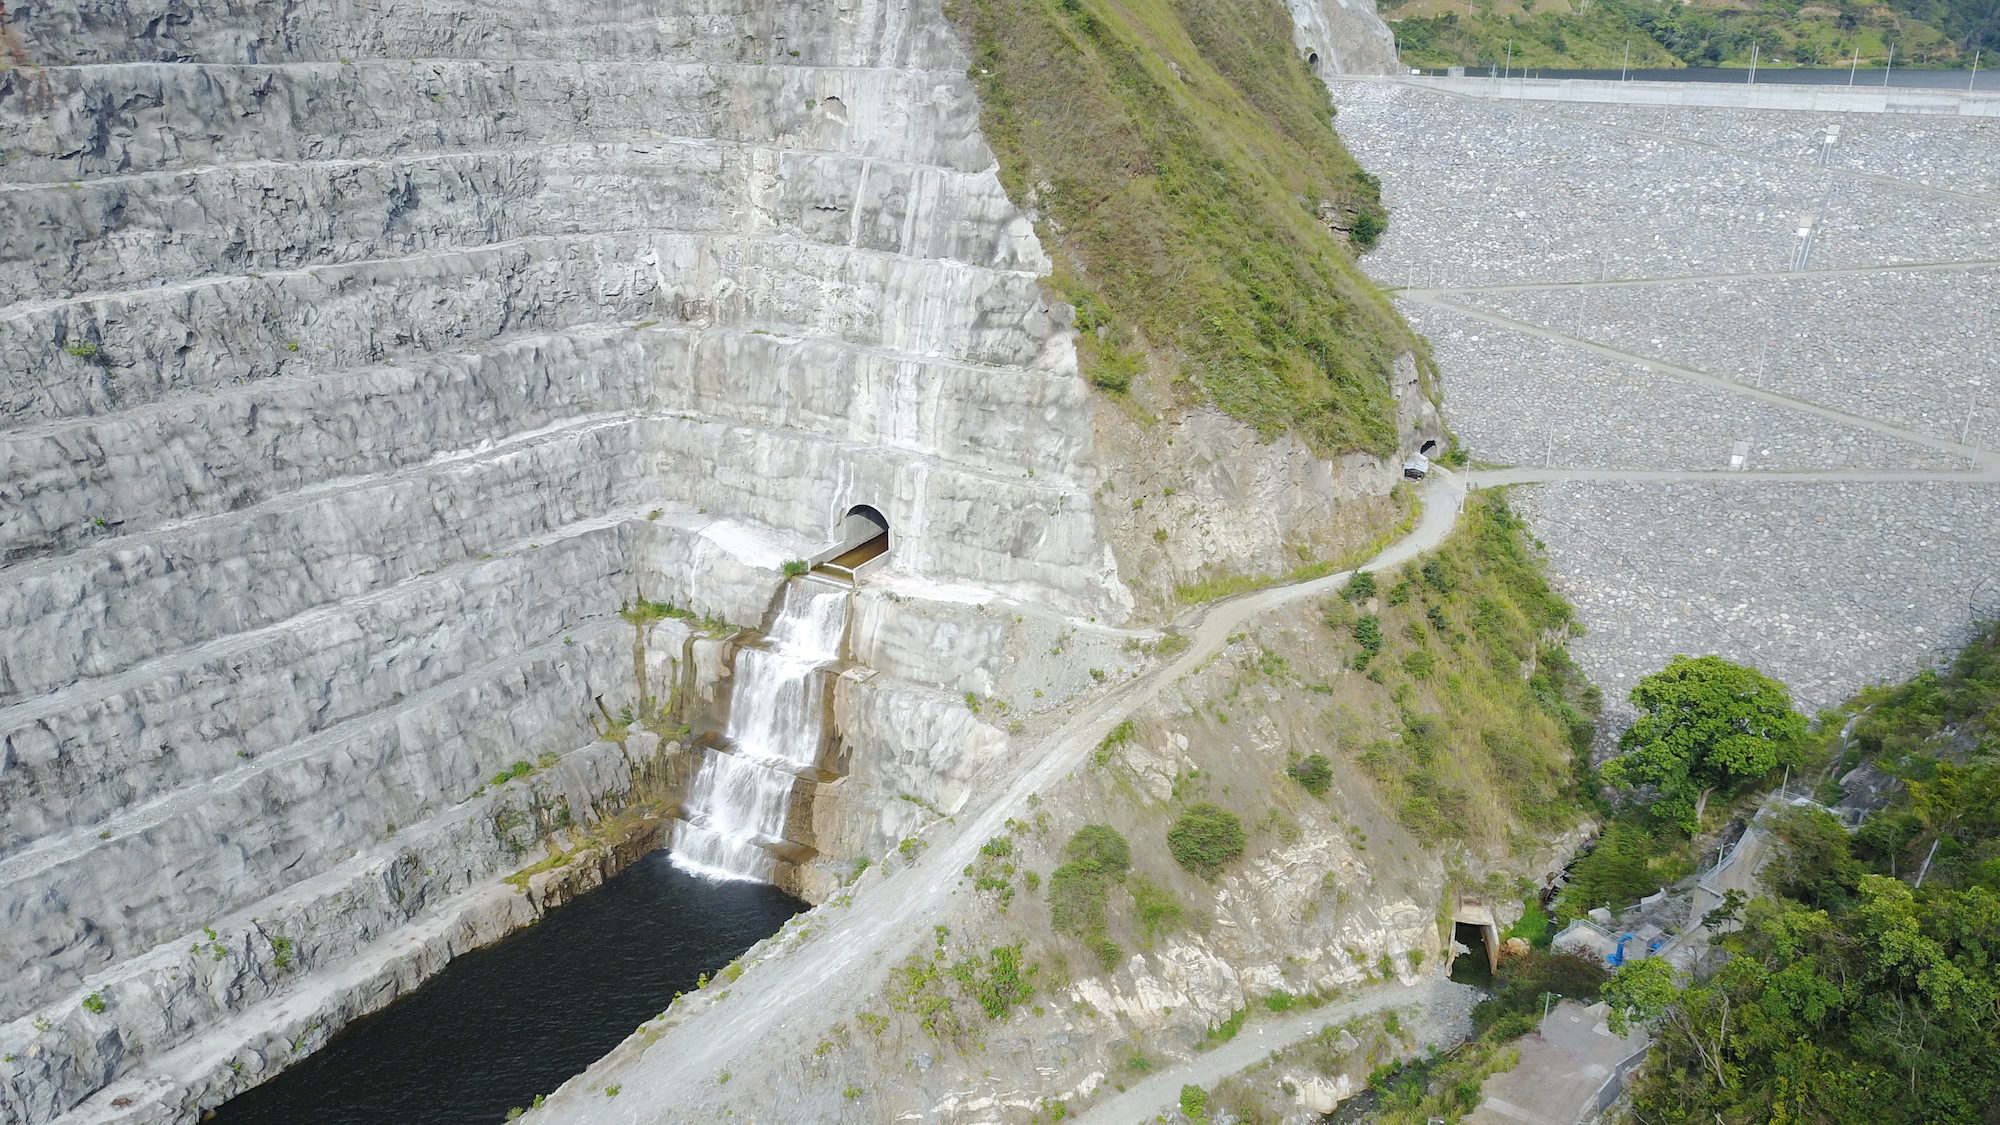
2 231 1062 427
801 674 1009 901
0 625 630 1020
1286 0 1400 78
1094 354 1442 614
846 584 1146 707
0 142 1043 304
1 239 664 423
0 418 650 702
0 735 679 1125
0 60 992 183
649 417 1122 620
9 0 966 68
650 329 1092 474
1 331 655 562
0 522 639 852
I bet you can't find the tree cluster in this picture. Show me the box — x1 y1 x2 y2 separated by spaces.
1603 624 2000 1123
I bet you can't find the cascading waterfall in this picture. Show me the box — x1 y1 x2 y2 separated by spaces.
670 579 850 881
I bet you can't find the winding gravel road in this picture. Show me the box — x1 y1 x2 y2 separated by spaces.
526 470 1469 1124
1069 975 1477 1125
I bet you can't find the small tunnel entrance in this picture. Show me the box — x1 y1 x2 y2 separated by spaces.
1420 439 1438 455
1449 921 1495 986
813 504 890 580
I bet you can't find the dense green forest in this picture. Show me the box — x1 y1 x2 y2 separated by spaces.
1388 0 1998 72
1605 622 2000 1124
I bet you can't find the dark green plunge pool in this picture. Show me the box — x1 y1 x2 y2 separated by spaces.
211 851 804 1125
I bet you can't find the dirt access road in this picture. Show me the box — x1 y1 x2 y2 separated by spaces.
1070 975 1478 1125
526 470 1470 1123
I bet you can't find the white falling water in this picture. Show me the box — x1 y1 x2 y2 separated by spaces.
671 580 849 882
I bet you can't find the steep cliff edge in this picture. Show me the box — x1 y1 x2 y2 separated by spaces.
949 0 1436 615
4 0 1481 1120
0 1 1128 1119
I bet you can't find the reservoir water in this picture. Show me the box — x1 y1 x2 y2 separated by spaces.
211 852 803 1125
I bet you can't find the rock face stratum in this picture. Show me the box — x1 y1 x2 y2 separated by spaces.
0 0 1409 1120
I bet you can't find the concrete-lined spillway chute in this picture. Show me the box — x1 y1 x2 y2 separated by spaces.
669 578 852 883
813 503 890 581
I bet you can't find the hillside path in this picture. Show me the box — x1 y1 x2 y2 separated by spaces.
1069 976 1478 1125
528 470 1469 1123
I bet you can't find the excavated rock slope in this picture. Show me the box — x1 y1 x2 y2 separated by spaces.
0 1 1139 1119
0 0 1410 1120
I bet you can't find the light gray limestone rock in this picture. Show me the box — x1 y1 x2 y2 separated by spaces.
1287 0 1401 77
0 0 1418 1118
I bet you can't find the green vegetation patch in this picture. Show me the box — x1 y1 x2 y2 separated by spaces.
1168 801 1246 879
888 928 1042 1041
1389 0 1979 71
1553 821 1691 921
1392 4 1680 69
1602 654 1808 834
1469 949 1605 1038
619 598 697 625
1048 824 1134 950
1129 874 1185 937
1197 1005 1249 1049
1363 1032 1522 1124
950 0 1411 456
1605 620 2000 1124
1328 491 1599 843
1286 752 1334 797
968 835 1021 909
1092 719 1137 768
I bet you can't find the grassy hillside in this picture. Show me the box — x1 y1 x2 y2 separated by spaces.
1388 0 1988 71
1322 490 1601 843
1392 4 1681 69
948 0 1413 458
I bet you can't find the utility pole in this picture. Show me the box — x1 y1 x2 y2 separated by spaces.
1849 44 1860 85
1915 837 1941 887
1748 42 1759 84
1505 40 1513 80
1885 42 1894 86
1972 50 1982 93
1621 39 1631 82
